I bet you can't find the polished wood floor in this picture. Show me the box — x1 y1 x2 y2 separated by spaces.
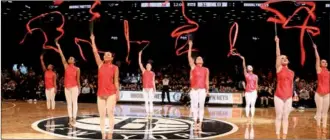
1 100 329 139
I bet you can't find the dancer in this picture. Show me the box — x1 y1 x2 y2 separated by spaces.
57 41 81 126
188 40 209 131
313 43 329 134
274 36 294 139
90 33 119 139
40 54 57 110
236 54 258 123
138 51 156 117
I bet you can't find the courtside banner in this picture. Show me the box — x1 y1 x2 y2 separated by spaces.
207 93 242 104
118 91 243 104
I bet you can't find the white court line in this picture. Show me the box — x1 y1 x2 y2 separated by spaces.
1 102 16 111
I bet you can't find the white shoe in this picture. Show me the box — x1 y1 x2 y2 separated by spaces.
34 99 37 102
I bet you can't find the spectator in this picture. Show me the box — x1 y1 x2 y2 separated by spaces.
298 88 311 109
131 74 138 83
3 80 17 99
26 71 37 102
123 73 131 83
260 86 271 108
211 85 219 93
81 83 92 103
293 77 300 109
36 78 45 99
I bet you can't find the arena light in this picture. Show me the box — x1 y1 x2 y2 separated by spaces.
25 5 30 9
180 35 188 40
326 4 330 8
49 5 58 9
111 36 118 40
222 2 228 7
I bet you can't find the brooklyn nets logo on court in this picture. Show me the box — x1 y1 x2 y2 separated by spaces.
32 115 238 139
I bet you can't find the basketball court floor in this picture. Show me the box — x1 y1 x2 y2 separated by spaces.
1 101 329 139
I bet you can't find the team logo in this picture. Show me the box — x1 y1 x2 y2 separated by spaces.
32 115 238 139
172 92 182 102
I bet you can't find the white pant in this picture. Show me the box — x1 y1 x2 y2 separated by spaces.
65 86 79 118
274 96 292 135
143 88 154 113
190 89 206 123
45 88 56 110
245 90 257 118
315 93 330 128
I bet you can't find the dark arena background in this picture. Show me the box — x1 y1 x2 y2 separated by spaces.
1 1 330 139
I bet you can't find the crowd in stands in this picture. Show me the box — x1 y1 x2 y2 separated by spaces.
1 64 317 109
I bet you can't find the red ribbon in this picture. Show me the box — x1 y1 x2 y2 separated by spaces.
20 11 65 53
73 0 101 62
20 28 59 53
124 20 151 64
89 0 101 21
53 0 63 6
74 37 106 61
162 0 169 6
260 1 320 66
124 20 131 64
130 40 150 51
260 0 288 24
227 22 239 57
170 0 199 56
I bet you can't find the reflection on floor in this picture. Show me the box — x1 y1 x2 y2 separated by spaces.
1 101 329 139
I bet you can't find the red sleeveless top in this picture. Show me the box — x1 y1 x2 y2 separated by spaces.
316 68 329 95
45 70 55 89
245 73 258 92
97 63 118 96
190 66 208 89
275 66 294 100
64 64 78 88
142 70 154 89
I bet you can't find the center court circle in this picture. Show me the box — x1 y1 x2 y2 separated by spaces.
32 114 238 139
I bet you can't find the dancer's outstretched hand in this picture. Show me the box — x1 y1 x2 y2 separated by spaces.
90 34 95 41
274 36 279 43
188 40 193 47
